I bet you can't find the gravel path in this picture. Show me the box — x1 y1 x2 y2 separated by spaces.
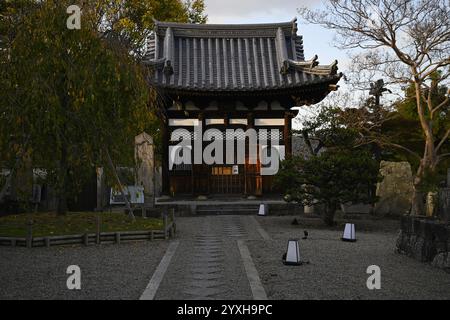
155 215 261 300
248 216 450 300
0 241 168 300
2 215 448 300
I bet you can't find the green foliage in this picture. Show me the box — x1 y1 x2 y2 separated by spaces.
96 0 207 56
0 0 160 211
279 106 381 225
276 151 380 225
396 78 449 132
0 212 164 237
185 0 208 24
385 79 449 185
299 107 360 152
0 0 208 212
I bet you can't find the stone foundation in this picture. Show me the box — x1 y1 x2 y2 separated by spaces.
155 202 303 216
396 215 450 272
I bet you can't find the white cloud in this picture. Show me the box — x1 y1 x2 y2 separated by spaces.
204 0 321 24
202 0 353 100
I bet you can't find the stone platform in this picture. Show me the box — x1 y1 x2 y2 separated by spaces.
154 195 303 216
396 215 450 272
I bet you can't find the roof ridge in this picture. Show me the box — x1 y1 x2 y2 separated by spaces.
153 18 298 31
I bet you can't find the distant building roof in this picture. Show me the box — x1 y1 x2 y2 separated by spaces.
143 19 342 95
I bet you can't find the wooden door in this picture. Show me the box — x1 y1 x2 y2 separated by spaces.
245 158 262 196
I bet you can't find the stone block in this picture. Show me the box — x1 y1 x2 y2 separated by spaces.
374 161 414 216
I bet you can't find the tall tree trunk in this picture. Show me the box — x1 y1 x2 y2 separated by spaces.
411 187 425 216
410 153 438 216
323 202 337 226
410 79 437 216
57 145 68 215
0 136 31 203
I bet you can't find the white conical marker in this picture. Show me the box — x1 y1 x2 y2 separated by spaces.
258 204 266 216
342 223 357 242
283 239 302 266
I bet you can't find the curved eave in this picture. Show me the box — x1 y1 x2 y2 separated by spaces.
152 74 342 97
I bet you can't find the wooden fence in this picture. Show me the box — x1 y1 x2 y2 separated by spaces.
0 213 176 248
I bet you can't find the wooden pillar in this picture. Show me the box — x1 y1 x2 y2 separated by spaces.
245 113 255 196
198 112 207 195
191 140 195 195
161 117 170 196
284 112 292 157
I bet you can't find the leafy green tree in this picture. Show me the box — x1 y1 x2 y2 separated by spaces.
185 0 207 24
277 151 380 226
96 0 207 57
298 107 359 156
0 0 156 215
299 0 450 215
340 76 450 214
278 107 381 225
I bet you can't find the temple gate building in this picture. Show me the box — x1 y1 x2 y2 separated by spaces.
144 18 342 198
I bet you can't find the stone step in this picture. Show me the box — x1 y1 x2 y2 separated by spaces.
196 205 260 215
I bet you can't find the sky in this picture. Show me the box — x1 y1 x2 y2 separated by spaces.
204 0 351 71
203 0 353 126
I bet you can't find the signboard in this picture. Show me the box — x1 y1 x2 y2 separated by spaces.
110 186 144 205
232 165 239 175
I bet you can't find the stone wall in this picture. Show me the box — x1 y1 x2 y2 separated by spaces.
438 188 450 221
374 161 414 216
396 215 450 272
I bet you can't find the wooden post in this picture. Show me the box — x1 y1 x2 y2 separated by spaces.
83 233 89 246
96 215 101 244
170 207 176 234
45 237 50 248
161 117 170 196
284 112 292 157
96 167 105 211
26 220 33 248
170 207 175 222
163 214 168 240
245 113 255 196
115 232 121 245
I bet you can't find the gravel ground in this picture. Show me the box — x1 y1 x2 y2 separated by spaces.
2 215 449 300
248 216 450 300
0 241 168 300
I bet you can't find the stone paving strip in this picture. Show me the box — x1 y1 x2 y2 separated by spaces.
251 216 272 241
140 240 180 300
151 215 267 300
237 240 268 300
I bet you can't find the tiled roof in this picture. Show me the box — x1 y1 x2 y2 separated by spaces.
143 19 342 93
